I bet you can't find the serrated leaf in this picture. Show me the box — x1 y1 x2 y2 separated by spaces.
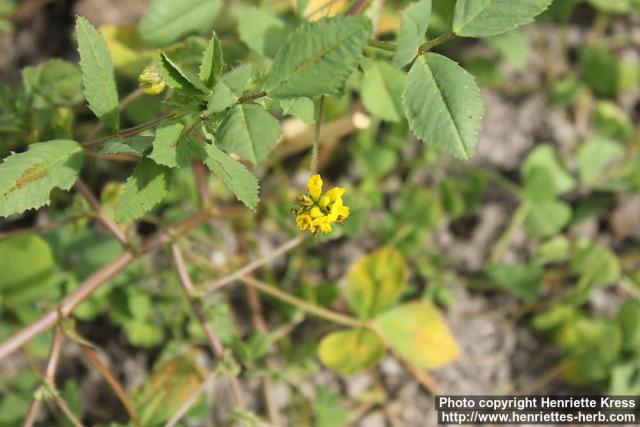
525 199 571 237
362 61 405 122
100 136 153 157
392 0 432 68
193 140 259 209
280 97 316 124
235 6 288 59
207 65 252 113
402 53 484 159
199 34 224 89
148 122 190 168
76 16 120 130
343 246 408 320
0 140 83 217
216 104 281 165
137 0 223 47
159 52 206 94
115 159 172 223
375 301 459 369
453 0 553 37
318 328 385 374
265 16 371 98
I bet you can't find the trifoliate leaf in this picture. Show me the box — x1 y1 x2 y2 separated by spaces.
216 104 281 165
402 53 484 159
522 144 575 195
525 199 571 237
207 65 252 113
0 140 83 217
265 16 371 98
76 16 120 130
137 0 223 47
392 0 432 68
115 159 172 223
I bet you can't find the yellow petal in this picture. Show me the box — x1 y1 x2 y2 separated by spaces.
319 195 331 208
296 214 312 231
308 174 323 200
325 187 346 201
310 206 324 218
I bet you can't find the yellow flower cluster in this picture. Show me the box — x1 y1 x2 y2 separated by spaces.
138 64 166 95
292 174 350 236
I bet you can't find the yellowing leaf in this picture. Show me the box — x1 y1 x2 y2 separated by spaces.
375 301 459 369
318 328 385 374
343 246 408 319
303 0 348 20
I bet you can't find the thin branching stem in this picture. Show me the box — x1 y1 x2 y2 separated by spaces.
75 180 128 246
171 245 247 410
311 96 325 172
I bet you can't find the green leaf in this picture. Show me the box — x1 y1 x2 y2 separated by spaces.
522 144 575 195
318 328 385 374
453 0 553 37
137 0 223 47
199 34 224 89
193 141 259 209
579 44 619 97
577 137 625 186
594 101 633 140
0 235 57 304
361 61 406 122
159 52 206 94
76 16 120 130
265 16 371 98
115 159 172 223
216 104 281 165
392 0 431 68
207 65 252 113
375 301 459 369
235 6 288 59
0 140 83 217
22 59 83 108
100 136 153 157
617 300 640 352
280 97 316 124
402 53 484 159
570 241 621 287
314 388 350 427
148 122 190 168
487 263 543 301
343 246 408 319
525 199 571 238
484 29 530 70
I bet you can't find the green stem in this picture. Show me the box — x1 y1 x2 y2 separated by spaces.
488 200 531 265
311 96 325 172
367 38 396 52
418 31 456 54
241 276 364 328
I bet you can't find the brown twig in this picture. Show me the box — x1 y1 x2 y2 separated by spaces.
79 345 141 427
202 236 305 293
171 245 247 410
23 328 64 427
49 390 85 427
75 180 128 246
0 214 88 241
0 210 216 362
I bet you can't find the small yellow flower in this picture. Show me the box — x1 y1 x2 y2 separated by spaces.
296 213 312 231
293 174 349 236
138 64 166 95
